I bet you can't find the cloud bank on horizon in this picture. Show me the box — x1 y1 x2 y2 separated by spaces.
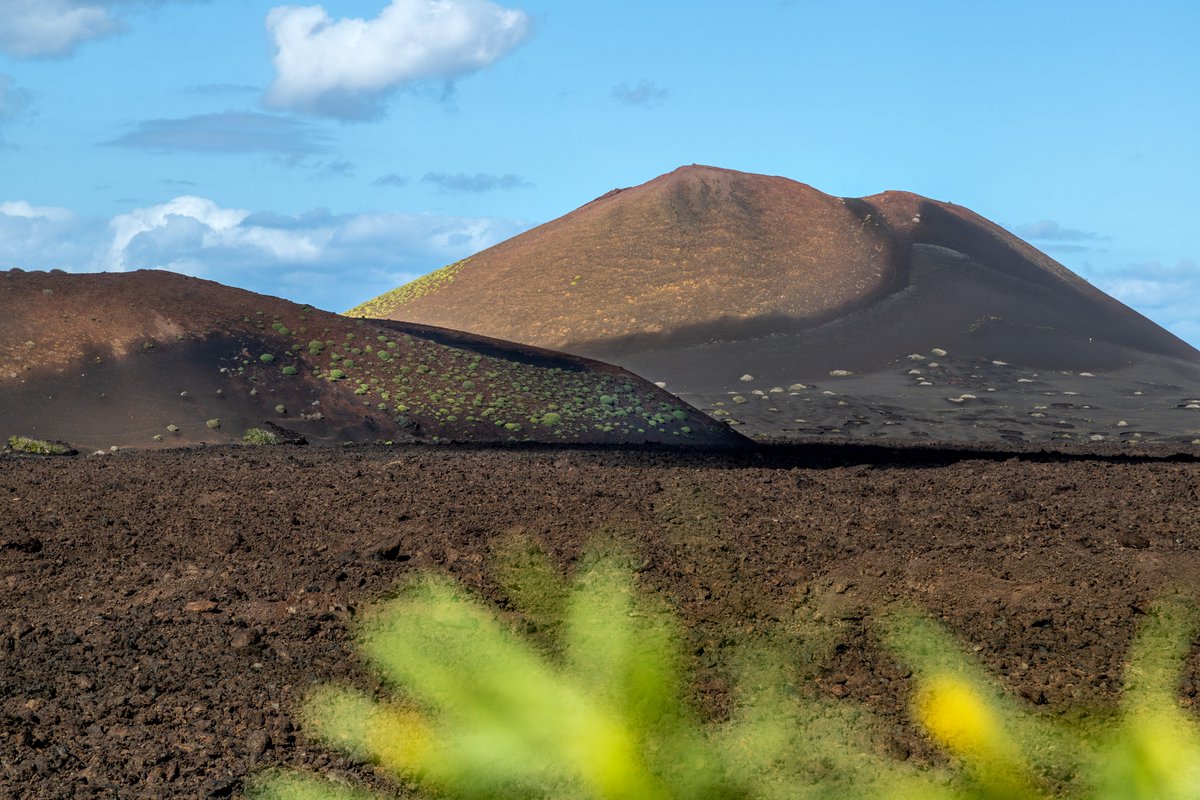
0 195 526 313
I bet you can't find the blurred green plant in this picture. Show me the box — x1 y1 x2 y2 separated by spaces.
253 541 938 800
882 594 1200 799
252 543 1200 800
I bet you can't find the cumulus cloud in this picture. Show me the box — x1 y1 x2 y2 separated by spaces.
104 196 525 310
0 193 526 310
611 79 669 108
0 199 97 269
1086 259 1200 347
264 0 532 120
422 172 531 192
103 111 333 155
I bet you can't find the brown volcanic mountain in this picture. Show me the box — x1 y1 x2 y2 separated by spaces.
352 165 1200 446
0 269 741 450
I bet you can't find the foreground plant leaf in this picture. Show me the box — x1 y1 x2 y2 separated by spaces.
256 551 746 799
254 544 1200 800
1093 597 1200 800
883 596 1200 800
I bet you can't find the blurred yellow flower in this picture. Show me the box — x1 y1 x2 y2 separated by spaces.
916 674 1003 760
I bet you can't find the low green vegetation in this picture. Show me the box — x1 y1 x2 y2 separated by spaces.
242 427 280 445
345 257 472 318
227 304 705 444
6 436 72 455
254 541 1200 800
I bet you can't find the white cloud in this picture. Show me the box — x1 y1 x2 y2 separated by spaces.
0 0 120 58
0 199 96 268
1087 259 1200 348
0 200 75 222
102 196 524 310
106 196 253 271
0 1 210 59
1 194 526 311
264 0 532 120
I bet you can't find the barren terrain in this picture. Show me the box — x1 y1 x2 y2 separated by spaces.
3 443 1199 797
356 166 1200 446
0 269 737 450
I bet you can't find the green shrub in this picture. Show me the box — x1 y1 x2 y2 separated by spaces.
260 353 276 363
281 365 299 376
205 419 221 430
6 436 72 455
274 405 287 415
242 428 280 445
329 369 346 381
541 412 562 426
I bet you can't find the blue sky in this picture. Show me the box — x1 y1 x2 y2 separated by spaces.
1 1 1197 346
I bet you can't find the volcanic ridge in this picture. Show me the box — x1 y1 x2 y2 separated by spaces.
0 269 740 451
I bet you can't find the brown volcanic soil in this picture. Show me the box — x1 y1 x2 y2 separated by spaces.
356 166 1200 446
353 165 897 350
0 269 739 450
3 445 1200 797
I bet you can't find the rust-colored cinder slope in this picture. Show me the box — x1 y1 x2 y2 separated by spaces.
357 164 1198 370
356 164 899 350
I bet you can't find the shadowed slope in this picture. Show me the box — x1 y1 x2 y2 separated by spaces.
0 270 742 450
352 166 1200 445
